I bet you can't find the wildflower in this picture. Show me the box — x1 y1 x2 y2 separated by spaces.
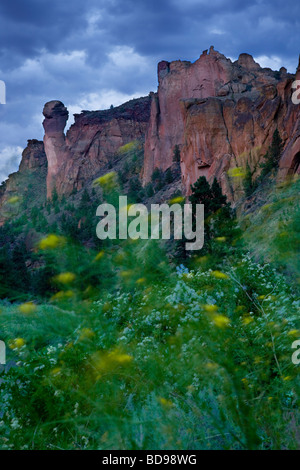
11 418 21 430
51 290 74 301
242 316 253 325
18 302 37 314
39 234 65 250
215 237 226 242
9 338 25 349
54 272 76 284
212 314 230 328
227 167 246 178
203 304 218 313
120 270 133 278
92 348 133 376
136 278 146 284
79 328 95 341
205 362 218 370
158 397 173 408
108 350 133 365
287 329 299 337
169 196 185 204
94 251 104 261
93 171 117 190
118 141 138 154
211 270 229 280
7 196 20 204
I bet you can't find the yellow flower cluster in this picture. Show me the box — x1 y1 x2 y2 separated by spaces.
227 167 246 178
54 272 76 284
18 302 37 314
9 338 25 349
93 171 118 190
92 348 133 378
211 270 229 280
39 234 65 250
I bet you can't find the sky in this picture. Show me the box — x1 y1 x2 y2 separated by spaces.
0 0 299 183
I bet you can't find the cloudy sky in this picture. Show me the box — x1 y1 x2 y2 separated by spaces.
0 0 299 183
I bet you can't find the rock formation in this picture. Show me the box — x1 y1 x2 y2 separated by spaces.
0 140 47 225
143 47 300 200
43 96 151 197
1 47 299 215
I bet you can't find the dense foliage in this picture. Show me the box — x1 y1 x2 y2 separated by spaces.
0 151 299 450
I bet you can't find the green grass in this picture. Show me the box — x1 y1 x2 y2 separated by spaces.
0 254 299 450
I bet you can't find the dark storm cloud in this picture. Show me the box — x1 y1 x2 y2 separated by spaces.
0 0 299 182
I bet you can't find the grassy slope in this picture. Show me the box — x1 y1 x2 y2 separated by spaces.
0 177 299 449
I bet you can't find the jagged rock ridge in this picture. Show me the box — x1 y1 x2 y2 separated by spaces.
1 47 300 219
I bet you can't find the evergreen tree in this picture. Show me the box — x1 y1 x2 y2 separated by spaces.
260 129 283 179
165 167 174 184
189 176 238 253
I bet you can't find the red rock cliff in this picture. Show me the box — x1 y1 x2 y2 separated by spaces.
143 47 300 201
0 139 47 225
43 96 151 197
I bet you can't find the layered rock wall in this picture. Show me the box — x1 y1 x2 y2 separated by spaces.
143 47 300 200
43 96 151 197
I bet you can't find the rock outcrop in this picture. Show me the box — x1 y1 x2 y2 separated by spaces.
0 140 47 225
43 96 151 197
143 47 300 200
1 48 299 215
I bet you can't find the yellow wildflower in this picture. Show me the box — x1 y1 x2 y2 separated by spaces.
287 329 299 337
136 277 146 284
158 397 173 408
18 302 37 315
93 171 117 190
9 338 25 349
211 270 229 280
205 362 218 370
212 314 230 328
54 272 76 284
7 196 20 204
120 270 133 278
118 141 138 154
227 167 246 178
79 328 95 341
51 290 74 301
169 196 185 204
203 304 218 313
39 234 65 250
94 251 105 261
242 316 254 325
215 237 226 242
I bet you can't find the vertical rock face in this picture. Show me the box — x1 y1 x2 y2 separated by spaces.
0 140 47 225
1 48 299 213
43 96 151 197
43 101 69 196
143 47 300 200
